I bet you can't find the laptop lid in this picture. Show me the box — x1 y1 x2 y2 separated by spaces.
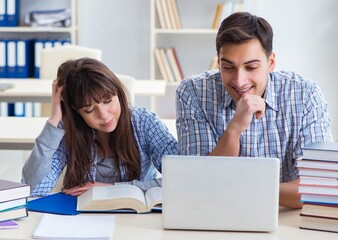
162 155 280 232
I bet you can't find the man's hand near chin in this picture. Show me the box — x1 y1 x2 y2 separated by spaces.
232 93 266 131
209 94 266 156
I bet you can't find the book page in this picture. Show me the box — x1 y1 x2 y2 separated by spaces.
145 187 162 211
77 185 148 213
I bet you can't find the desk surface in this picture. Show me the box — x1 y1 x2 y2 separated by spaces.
0 208 337 240
0 79 166 102
0 117 176 150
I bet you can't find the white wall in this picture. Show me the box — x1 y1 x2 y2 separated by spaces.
78 0 338 139
251 0 338 140
77 0 151 78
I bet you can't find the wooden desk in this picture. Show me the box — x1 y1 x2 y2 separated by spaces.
0 208 337 240
0 117 176 150
0 79 166 102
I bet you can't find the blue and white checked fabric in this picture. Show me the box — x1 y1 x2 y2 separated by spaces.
176 70 333 182
30 107 178 196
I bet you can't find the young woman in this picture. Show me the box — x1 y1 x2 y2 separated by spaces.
22 57 178 196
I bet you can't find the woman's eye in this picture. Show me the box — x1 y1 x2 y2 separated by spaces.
85 108 94 113
103 99 112 104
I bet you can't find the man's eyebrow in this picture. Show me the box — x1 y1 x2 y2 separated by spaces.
220 58 261 65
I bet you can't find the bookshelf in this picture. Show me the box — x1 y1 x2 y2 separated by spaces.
150 0 252 84
0 0 77 43
150 0 251 118
0 0 78 117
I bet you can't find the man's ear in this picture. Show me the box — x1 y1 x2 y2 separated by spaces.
268 52 276 73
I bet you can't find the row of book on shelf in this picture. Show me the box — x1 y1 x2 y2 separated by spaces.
0 38 71 79
0 0 19 27
297 141 338 233
0 179 30 229
155 0 181 29
0 38 71 117
155 47 219 82
155 47 184 82
155 0 249 30
0 101 41 117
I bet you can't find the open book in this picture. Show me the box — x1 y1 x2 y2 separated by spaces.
77 185 162 214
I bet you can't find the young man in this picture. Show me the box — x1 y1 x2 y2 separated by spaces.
176 12 333 209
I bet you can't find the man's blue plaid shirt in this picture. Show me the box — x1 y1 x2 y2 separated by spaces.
176 70 333 182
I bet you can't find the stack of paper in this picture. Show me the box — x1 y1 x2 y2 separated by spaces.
32 214 116 239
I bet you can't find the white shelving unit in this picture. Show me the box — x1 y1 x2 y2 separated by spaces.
150 0 251 83
149 0 251 118
0 0 77 44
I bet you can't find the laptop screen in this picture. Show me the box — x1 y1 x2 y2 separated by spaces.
162 155 280 232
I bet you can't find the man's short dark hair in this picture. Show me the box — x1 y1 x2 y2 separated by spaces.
216 12 273 58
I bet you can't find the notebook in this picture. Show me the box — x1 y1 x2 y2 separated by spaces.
162 155 280 232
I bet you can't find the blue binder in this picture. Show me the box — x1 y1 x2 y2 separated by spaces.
26 192 79 215
33 39 54 78
13 102 25 116
0 0 6 26
6 39 16 78
0 39 6 77
33 39 44 78
6 102 14 116
6 0 18 26
16 39 34 78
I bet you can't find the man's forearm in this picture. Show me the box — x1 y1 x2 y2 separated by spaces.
279 178 303 209
209 128 240 156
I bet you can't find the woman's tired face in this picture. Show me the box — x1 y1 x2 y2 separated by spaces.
78 95 121 133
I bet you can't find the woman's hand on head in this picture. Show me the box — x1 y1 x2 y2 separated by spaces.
62 182 114 196
48 79 63 127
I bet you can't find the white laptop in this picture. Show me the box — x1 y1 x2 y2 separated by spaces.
162 155 280 232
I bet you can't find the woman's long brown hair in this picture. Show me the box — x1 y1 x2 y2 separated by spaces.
56 58 141 190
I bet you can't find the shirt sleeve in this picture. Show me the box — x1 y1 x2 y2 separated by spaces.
297 82 333 156
142 110 179 173
22 121 67 196
176 80 218 156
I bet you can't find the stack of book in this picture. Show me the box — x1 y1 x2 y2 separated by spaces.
297 142 338 233
0 179 30 227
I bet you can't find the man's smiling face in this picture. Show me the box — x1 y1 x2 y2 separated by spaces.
218 38 275 102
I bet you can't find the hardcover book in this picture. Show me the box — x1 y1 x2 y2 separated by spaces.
0 179 30 203
299 176 338 187
302 142 338 161
300 214 338 233
0 207 28 222
302 203 338 219
77 184 162 214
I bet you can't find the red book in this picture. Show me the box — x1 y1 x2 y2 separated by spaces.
172 48 184 80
